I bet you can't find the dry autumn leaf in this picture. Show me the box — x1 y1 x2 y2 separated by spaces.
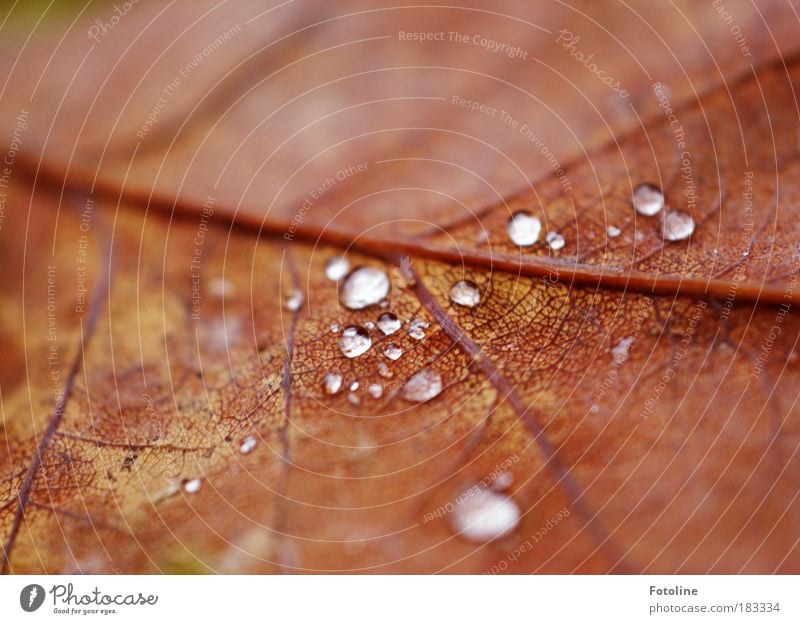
1 0 800 575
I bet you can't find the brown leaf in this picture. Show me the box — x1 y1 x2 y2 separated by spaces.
1 1 800 573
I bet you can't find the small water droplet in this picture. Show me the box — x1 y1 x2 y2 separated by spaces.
401 369 443 403
365 321 375 330
607 225 621 238
348 392 361 406
325 256 350 281
383 344 403 361
184 479 202 494
493 472 514 491
451 487 520 542
338 326 372 358
377 312 401 335
449 280 481 308
408 319 430 340
284 289 304 311
546 231 565 251
611 336 634 365
323 373 343 395
239 436 257 454
662 210 695 241
330 323 340 333
340 267 390 310
209 277 235 298
589 404 600 414
368 383 383 399
378 361 394 378
633 183 664 216
507 211 542 246
349 381 359 391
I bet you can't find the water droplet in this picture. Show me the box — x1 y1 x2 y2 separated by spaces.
546 231 565 251
378 361 394 378
377 312 401 335
330 323 340 333
493 472 514 491
451 487 520 542
365 321 375 330
401 369 443 403
340 267 390 310
611 336 634 365
239 436 257 454
338 326 372 358
589 404 600 414
633 183 664 216
349 381 360 391
323 373 343 395
284 289 304 311
408 319 430 340
607 225 621 238
209 277 235 298
383 344 403 361
368 383 383 399
449 280 481 308
507 211 542 246
348 392 361 406
325 256 350 281
662 210 695 241
184 479 202 494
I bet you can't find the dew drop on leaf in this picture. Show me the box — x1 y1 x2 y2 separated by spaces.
632 183 665 216
340 267 390 309
611 336 634 364
450 487 520 542
662 210 695 241
284 289 304 311
377 361 393 378
383 344 403 361
401 369 443 403
607 225 621 238
368 383 383 398
323 373 343 395
377 312 401 335
183 479 202 494
408 319 430 340
325 256 350 281
449 280 481 308
239 436 257 454
338 326 372 358
507 211 541 246
545 231 565 251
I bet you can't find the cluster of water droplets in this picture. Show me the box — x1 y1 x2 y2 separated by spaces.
633 183 695 241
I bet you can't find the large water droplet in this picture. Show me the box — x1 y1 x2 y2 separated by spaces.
633 183 664 216
662 210 695 241
323 373 343 395
340 267 390 310
239 435 257 454
383 344 403 361
284 289 304 311
377 312 401 335
546 231 565 251
338 326 372 358
451 487 520 542
325 256 350 281
507 211 541 246
184 479 202 494
408 319 430 340
401 369 443 403
449 280 480 308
